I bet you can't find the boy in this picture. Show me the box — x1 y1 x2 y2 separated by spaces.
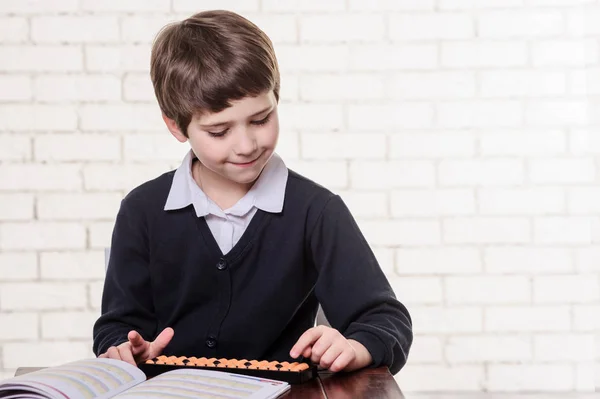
93 10 413 375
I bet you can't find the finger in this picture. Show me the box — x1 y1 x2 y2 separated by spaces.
318 343 345 370
309 332 337 364
128 331 149 357
148 327 174 359
98 353 107 358
290 327 323 359
118 344 136 366
302 346 312 359
106 346 121 361
329 348 355 373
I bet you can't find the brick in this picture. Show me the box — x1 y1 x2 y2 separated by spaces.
89 281 105 310
398 365 484 392
481 130 566 156
478 10 564 38
0 194 34 221
372 247 394 276
571 68 600 95
576 248 600 272
300 74 384 101
301 133 386 160
569 187 600 214
487 364 573 391
246 15 297 44
124 134 189 162
283 160 347 189
410 306 482 334
0 313 38 340
40 251 106 280
300 15 385 43
0 135 31 161
3 342 91 369
0 253 38 280
447 276 530 304
390 189 476 217
276 130 300 160
121 16 179 43
479 188 565 215
89 222 115 250
35 134 120 162
359 220 441 246
337 191 388 218
396 248 482 275
485 247 573 274
567 8 600 36
389 14 474 40
0 164 81 191
348 0 435 10
80 104 164 131
485 306 571 332
81 0 170 11
0 46 82 72
34 75 121 102
441 42 527 68
390 132 476 158
123 73 158 102
32 17 119 43
276 45 349 73
262 0 344 11
533 40 598 66
389 277 443 305
437 101 523 128
278 104 343 131
481 70 566 97
348 104 435 130
530 159 595 184
0 75 31 101
439 0 524 8
446 336 532 363
575 363 596 392
42 311 100 339
0 222 86 251
444 218 530 244
439 159 524 186
0 105 77 131
350 161 435 189
350 44 438 71
406 336 443 363
37 194 122 221
535 217 593 244
573 305 600 331
526 100 589 126
83 164 172 192
390 72 476 99
534 334 596 361
529 0 594 4
279 75 299 102
85 45 151 72
534 275 599 303
0 282 87 311
0 0 78 13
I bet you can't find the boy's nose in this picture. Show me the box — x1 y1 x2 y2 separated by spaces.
234 131 258 156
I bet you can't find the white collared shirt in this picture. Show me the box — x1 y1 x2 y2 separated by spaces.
164 150 288 254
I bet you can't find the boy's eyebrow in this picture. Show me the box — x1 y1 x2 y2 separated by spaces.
199 106 273 128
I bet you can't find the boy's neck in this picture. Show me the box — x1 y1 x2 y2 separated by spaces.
193 161 255 211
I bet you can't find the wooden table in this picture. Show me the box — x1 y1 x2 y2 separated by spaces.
15 366 405 398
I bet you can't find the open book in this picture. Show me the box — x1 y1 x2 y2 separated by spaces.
0 358 290 399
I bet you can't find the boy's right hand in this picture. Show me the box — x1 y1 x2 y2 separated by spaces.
98 327 174 366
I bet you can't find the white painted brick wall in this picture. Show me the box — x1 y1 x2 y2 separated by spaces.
0 0 598 393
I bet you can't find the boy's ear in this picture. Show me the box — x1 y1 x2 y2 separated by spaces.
162 113 188 143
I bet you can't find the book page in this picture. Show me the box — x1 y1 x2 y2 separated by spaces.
0 358 146 399
113 368 290 399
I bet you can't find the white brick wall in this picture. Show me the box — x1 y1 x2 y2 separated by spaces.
0 0 598 393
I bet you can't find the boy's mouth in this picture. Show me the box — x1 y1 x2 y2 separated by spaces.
230 153 261 167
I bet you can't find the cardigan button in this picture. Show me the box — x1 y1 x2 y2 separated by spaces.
205 337 217 348
216 259 227 270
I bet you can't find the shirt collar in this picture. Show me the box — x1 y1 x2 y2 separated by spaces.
164 149 288 218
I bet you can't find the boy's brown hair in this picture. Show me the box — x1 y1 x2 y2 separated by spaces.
150 10 280 136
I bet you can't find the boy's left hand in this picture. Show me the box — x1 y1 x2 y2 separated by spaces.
289 325 372 372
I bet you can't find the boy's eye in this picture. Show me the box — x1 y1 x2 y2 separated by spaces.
207 129 228 137
251 115 270 126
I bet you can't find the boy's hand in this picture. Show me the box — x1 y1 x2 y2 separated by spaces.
289 326 372 373
98 327 174 366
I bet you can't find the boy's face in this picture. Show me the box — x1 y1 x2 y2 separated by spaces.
164 90 279 185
